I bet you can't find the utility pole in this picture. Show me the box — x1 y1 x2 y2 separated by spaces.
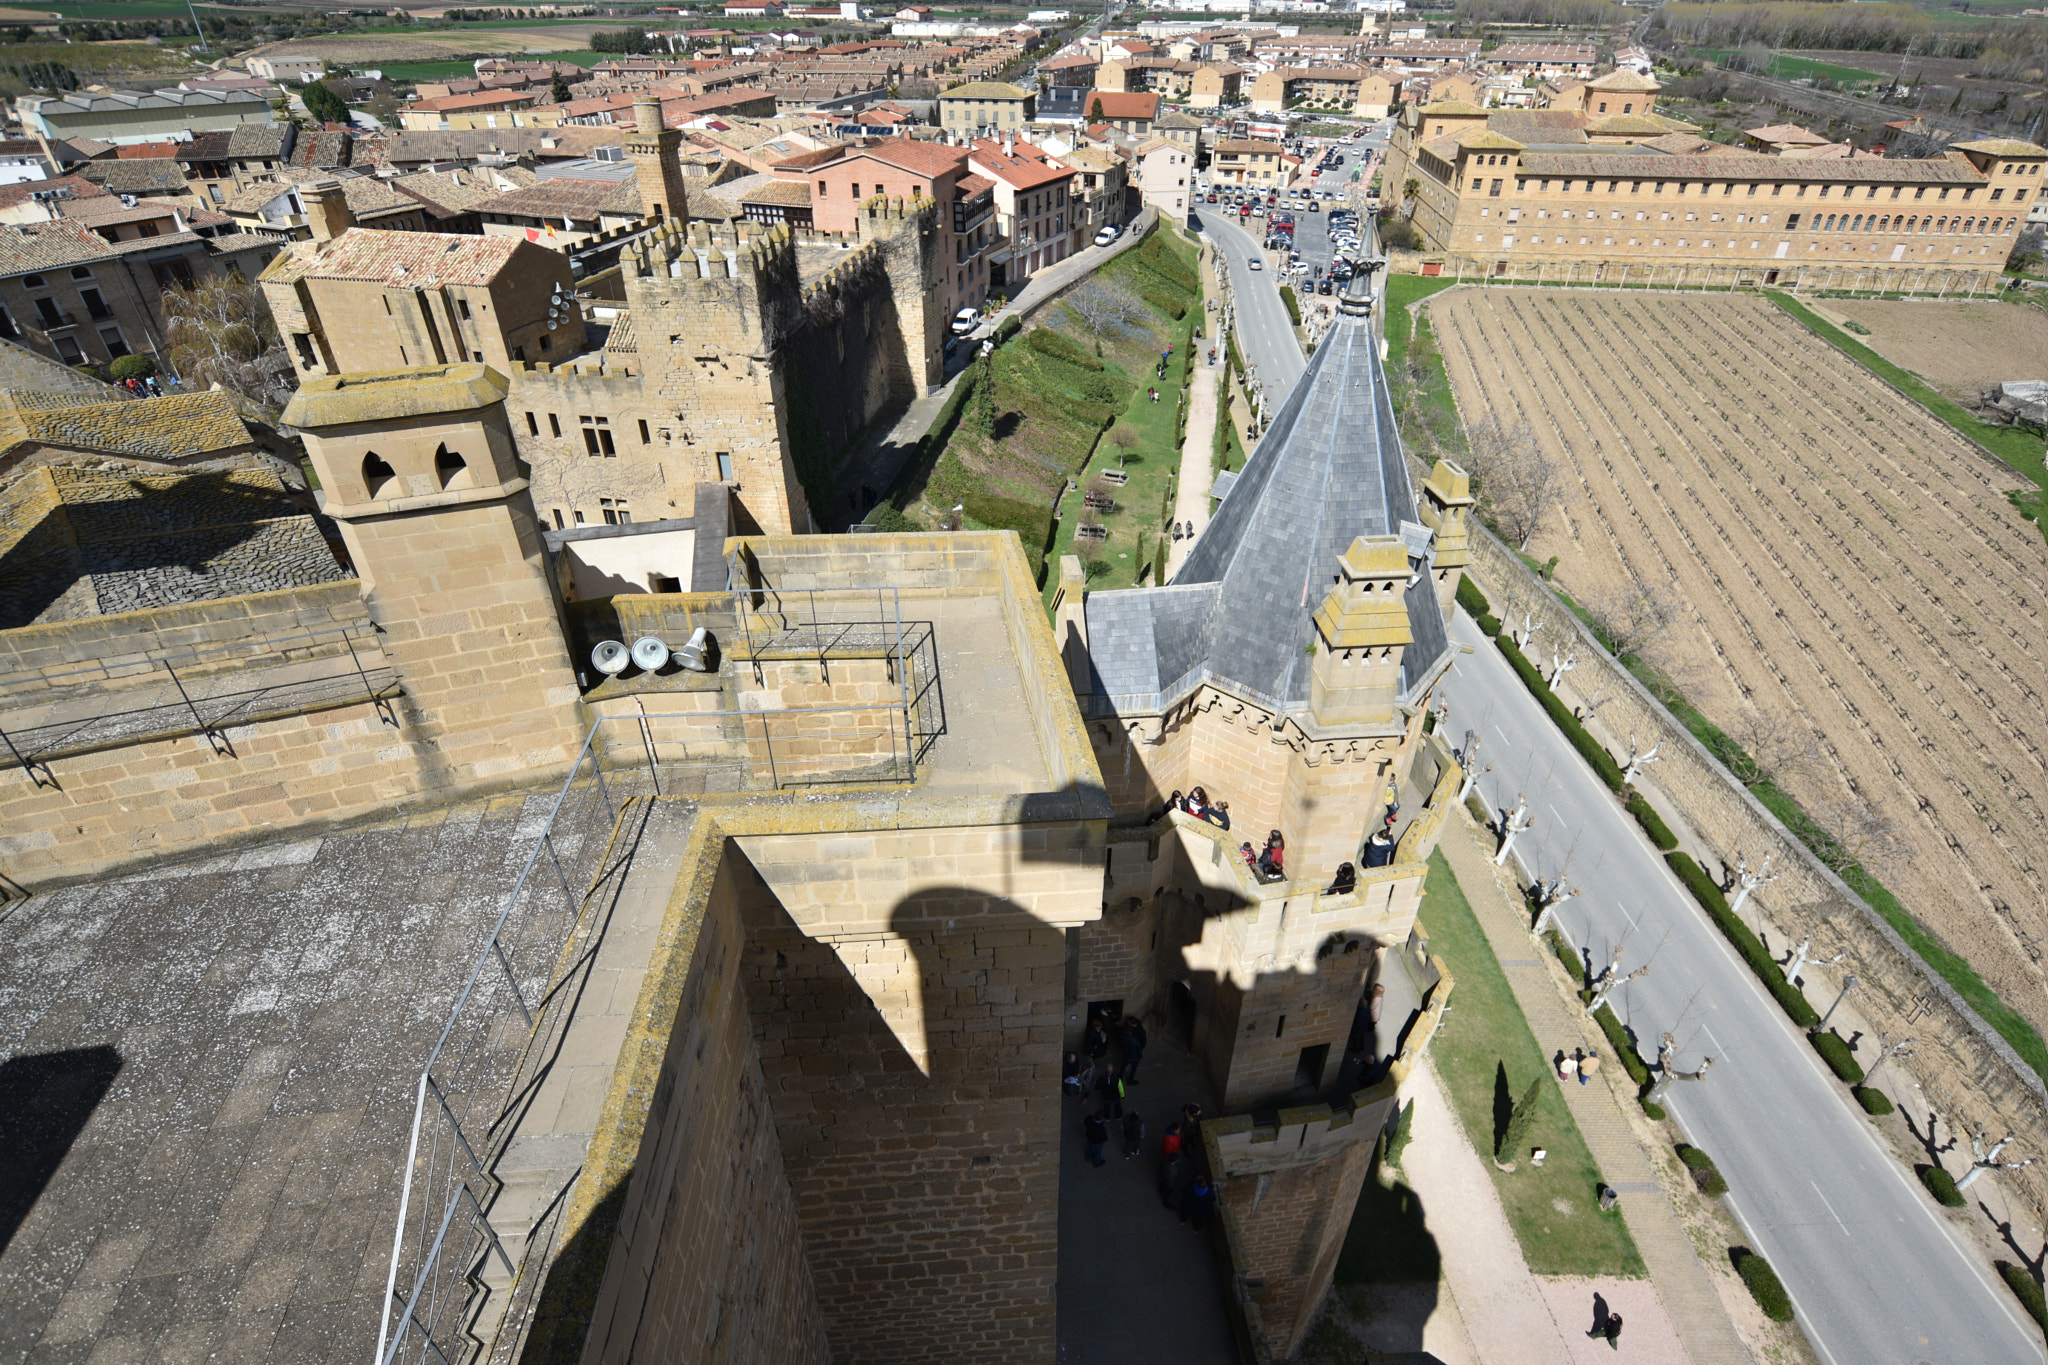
1861 1033 1915 1088
1729 854 1777 920
187 0 210 52
1957 1132 2036 1191
1811 976 1858 1035
1651 1033 1716 1101
1495 793 1534 867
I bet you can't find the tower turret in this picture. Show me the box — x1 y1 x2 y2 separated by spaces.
1309 535 1416 727
1417 458 1474 616
623 93 689 222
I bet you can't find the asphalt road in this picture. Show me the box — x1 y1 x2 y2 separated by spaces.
1218 246 2047 1365
1198 211 1305 397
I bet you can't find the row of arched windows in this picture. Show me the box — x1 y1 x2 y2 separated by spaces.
1819 213 2017 235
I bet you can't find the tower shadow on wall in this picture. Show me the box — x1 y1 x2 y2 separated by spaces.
0 1044 123 1254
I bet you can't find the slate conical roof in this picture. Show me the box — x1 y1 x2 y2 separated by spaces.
1080 269 1452 716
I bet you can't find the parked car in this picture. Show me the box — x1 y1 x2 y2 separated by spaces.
949 308 979 336
1094 224 1120 247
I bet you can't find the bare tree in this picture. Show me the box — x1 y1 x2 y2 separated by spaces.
1812 791 1910 879
162 274 296 420
1724 704 1823 789
1462 413 1557 551
1067 279 1146 337
1581 572 1675 666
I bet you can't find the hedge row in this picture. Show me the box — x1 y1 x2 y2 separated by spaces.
1025 328 1103 370
1456 575 1491 619
1855 1086 1894 1116
1666 852 1822 1028
1626 792 1678 852
1476 612 1501 637
993 314 1021 346
1591 1004 1650 1090
1919 1164 1965 1207
1496 636 1626 790
1811 1029 1866 1085
1279 284 1302 327
1677 1144 1729 1197
1732 1248 1795 1322
1141 286 1188 320
1996 1261 2048 1332
1544 929 1582 990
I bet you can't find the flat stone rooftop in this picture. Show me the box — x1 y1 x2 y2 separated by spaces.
0 789 615 1365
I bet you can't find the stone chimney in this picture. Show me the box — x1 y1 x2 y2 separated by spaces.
1307 534 1415 726
301 177 354 243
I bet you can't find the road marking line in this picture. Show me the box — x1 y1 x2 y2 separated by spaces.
1701 1026 1731 1062
1615 902 1639 930
1494 724 1510 742
1809 1180 1851 1238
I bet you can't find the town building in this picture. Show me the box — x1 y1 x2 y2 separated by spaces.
17 88 277 144
969 135 1076 287
245 54 326 82
1211 137 1288 188
1249 66 1398 117
1081 89 1159 137
937 80 1035 134
1486 42 1597 78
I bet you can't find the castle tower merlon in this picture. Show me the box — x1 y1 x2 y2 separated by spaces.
1418 458 1475 616
1309 534 1414 728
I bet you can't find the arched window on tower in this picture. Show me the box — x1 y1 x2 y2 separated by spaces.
362 451 398 500
434 443 472 491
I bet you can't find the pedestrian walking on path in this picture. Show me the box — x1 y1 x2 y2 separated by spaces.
1557 1050 1578 1083
1084 1019 1109 1061
1157 1121 1185 1206
1579 1050 1600 1086
1083 1111 1109 1168
1122 1110 1145 1159
1120 1015 1147 1082
1097 1066 1125 1119
1603 1314 1623 1349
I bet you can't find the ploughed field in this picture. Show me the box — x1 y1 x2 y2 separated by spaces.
1429 288 2048 1044
1826 297 2048 402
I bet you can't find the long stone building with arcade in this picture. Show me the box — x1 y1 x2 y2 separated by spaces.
1381 69 2046 284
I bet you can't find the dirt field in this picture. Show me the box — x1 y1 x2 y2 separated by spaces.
1429 288 2048 1044
1823 298 2048 401
242 25 610 62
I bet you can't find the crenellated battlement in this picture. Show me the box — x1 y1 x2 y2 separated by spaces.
625 216 797 285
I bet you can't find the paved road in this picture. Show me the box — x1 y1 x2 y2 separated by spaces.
1218 252 2046 1365
1197 211 1304 397
1443 610 2046 1365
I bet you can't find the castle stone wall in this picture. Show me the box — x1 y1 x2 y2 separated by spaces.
575 835 832 1365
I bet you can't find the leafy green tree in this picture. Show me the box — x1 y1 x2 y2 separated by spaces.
301 79 349 126
970 349 997 437
109 354 156 381
1494 1076 1543 1169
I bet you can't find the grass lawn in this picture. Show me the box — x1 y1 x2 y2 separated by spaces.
884 222 1199 596
1413 849 1645 1278
1691 47 1887 83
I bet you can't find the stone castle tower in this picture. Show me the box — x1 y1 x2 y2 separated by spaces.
1056 271 1467 1356
282 363 587 780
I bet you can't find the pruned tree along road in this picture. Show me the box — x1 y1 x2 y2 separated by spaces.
1216 282 2046 1365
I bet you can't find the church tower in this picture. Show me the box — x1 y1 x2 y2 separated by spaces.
282 364 586 786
